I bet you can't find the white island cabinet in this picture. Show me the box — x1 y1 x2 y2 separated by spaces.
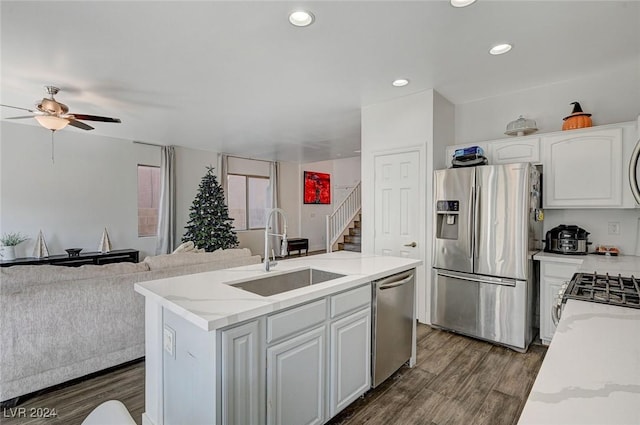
220 319 263 425
135 251 420 425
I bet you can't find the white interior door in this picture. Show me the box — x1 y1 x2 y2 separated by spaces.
373 151 421 259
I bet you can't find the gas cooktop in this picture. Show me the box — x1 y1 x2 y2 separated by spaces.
565 272 640 309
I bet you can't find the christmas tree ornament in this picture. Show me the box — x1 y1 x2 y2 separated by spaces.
99 228 112 253
182 166 239 251
32 230 50 258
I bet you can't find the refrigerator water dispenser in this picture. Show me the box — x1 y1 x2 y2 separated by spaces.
436 200 459 240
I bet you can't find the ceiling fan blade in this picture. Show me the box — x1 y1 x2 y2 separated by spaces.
69 113 121 123
1 104 37 113
67 119 94 131
5 115 36 120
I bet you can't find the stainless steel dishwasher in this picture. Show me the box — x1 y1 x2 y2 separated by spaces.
371 269 415 387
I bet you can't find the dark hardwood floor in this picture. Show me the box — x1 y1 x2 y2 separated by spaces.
0 361 145 425
329 325 547 425
1 325 546 425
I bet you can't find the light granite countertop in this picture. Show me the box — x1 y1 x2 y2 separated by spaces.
135 251 421 331
518 299 640 425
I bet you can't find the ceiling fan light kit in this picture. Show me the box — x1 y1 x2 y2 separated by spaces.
1 85 121 132
35 115 69 131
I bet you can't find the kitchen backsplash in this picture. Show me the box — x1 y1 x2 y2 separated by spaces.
543 209 640 256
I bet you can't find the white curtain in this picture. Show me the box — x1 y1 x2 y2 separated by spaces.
269 161 283 257
156 145 176 254
218 153 229 201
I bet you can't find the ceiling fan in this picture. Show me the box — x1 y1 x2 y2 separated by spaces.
1 85 121 131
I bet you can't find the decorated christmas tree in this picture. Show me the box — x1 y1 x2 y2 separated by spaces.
182 166 239 251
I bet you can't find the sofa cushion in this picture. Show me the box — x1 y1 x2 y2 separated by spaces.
147 254 262 280
143 248 253 270
172 241 196 253
0 262 150 292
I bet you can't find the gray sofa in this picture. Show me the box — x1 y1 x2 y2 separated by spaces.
0 249 261 403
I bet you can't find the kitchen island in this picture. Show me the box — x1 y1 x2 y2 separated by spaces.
519 254 640 424
135 251 421 425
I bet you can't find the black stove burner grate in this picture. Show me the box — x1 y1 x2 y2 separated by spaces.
565 272 640 308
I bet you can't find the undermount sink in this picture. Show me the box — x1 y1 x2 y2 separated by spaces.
231 268 346 296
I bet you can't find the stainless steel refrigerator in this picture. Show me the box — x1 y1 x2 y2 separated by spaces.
431 163 542 351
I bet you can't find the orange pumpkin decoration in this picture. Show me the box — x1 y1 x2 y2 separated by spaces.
562 101 592 130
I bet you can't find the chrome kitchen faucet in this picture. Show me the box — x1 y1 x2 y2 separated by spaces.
264 208 288 271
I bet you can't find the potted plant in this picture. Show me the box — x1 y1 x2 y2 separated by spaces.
1 232 28 261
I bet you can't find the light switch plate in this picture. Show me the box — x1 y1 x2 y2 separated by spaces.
163 325 175 358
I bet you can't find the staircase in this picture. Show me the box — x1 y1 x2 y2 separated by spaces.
337 214 361 252
325 182 361 253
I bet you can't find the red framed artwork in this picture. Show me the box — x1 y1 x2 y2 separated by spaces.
303 171 331 204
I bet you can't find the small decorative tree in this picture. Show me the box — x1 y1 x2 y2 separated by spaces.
182 166 239 251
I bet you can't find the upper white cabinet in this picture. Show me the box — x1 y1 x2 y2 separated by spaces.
489 137 540 164
444 138 541 166
542 128 623 208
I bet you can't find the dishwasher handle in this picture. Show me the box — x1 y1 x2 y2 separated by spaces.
379 275 414 290
376 270 414 290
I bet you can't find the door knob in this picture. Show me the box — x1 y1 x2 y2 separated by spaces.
404 242 417 247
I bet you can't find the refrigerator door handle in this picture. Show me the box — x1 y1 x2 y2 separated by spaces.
468 186 474 259
474 184 481 260
437 271 517 287
629 138 640 204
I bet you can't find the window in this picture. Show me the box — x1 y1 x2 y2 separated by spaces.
137 165 161 237
227 174 271 230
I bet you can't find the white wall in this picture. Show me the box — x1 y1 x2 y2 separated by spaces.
455 59 640 144
454 60 640 256
0 122 218 260
361 89 454 324
1 122 159 258
300 157 361 252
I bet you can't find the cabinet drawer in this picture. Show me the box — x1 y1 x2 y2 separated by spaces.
330 284 371 318
267 299 327 343
542 262 579 279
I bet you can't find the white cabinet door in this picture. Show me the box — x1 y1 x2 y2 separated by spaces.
220 320 262 425
267 326 325 425
329 307 371 417
542 128 623 208
489 137 540 164
539 260 579 345
540 279 563 345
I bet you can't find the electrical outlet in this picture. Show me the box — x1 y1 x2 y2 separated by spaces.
163 325 175 358
608 222 620 235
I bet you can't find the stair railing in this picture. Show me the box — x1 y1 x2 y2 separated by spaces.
326 182 361 253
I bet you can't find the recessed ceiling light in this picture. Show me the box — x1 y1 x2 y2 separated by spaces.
489 43 512 55
289 10 315 27
450 0 477 7
392 79 409 87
